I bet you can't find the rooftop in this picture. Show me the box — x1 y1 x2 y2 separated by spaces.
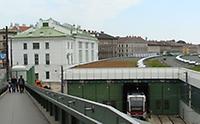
73 58 139 68
14 27 66 38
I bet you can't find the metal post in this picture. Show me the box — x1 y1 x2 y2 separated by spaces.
5 26 9 81
184 72 191 107
189 85 191 107
10 38 13 68
61 65 64 93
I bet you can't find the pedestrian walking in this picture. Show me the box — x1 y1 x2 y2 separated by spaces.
11 76 17 93
16 77 19 92
8 81 12 93
18 75 25 93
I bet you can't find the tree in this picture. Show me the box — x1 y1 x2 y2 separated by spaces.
177 40 186 44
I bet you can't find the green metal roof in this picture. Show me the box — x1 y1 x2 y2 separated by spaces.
14 27 66 38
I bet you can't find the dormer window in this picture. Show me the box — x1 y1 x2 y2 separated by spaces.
43 22 49 27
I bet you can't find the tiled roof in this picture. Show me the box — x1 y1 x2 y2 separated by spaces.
11 26 31 32
95 32 118 40
18 26 31 32
117 36 146 43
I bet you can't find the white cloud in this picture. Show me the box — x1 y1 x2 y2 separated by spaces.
0 0 141 29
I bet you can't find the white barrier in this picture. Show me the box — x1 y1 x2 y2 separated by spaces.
65 67 200 90
176 55 200 66
137 55 160 68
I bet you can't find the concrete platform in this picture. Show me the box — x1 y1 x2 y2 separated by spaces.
0 92 49 124
149 115 161 124
169 116 186 124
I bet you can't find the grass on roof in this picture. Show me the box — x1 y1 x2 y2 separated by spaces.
189 66 200 72
74 58 138 68
144 59 169 67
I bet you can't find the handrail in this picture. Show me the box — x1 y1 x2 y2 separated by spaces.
0 71 7 96
26 84 149 124
26 84 102 124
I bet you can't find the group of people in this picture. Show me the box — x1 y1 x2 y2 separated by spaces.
8 75 25 93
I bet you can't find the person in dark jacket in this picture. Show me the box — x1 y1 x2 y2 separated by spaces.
18 75 25 93
8 81 12 93
11 76 17 93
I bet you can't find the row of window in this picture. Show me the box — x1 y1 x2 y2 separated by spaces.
23 42 49 50
24 53 50 65
35 71 50 80
79 42 95 49
79 50 94 63
24 42 77 50
67 42 73 49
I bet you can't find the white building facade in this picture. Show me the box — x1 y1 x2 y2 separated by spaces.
11 19 98 82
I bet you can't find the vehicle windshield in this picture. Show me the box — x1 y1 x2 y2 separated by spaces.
130 97 143 111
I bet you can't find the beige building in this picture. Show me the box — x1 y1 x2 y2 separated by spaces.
116 36 149 57
0 29 17 52
94 32 118 59
0 29 17 68
147 40 199 55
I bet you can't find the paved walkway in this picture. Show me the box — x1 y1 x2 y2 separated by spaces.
0 92 49 124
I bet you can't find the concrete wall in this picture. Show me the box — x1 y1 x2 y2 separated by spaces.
179 100 200 124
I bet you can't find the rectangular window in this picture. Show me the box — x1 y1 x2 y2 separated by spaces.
33 43 40 49
23 54 28 65
67 53 70 65
45 42 49 49
23 43 27 50
67 42 70 49
43 22 49 27
45 53 50 65
46 71 50 79
79 50 82 63
71 42 73 49
91 43 94 49
34 54 39 65
71 54 73 64
86 43 89 49
86 50 89 62
35 73 39 80
79 42 82 49
91 50 94 61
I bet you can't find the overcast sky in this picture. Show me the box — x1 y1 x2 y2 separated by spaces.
0 0 199 44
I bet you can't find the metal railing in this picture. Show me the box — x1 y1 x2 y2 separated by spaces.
26 84 149 124
0 69 7 96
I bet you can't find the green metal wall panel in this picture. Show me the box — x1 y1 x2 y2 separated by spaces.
68 83 83 98
83 84 96 101
109 83 123 111
149 83 163 114
180 83 189 105
191 86 200 114
149 82 180 115
68 79 181 115
163 83 180 114
68 82 124 111
96 83 109 102
26 66 35 85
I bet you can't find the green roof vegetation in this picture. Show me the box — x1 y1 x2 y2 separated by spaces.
190 66 200 72
144 59 169 67
14 27 66 38
74 58 138 68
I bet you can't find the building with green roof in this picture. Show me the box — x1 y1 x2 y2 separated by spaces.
11 18 98 83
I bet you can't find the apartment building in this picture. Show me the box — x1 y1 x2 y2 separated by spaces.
11 18 98 82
